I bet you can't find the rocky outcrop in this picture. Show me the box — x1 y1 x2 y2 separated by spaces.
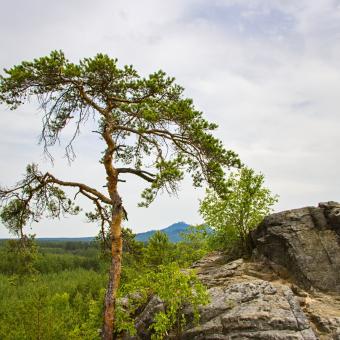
124 202 340 339
127 255 332 339
251 201 340 293
184 256 318 340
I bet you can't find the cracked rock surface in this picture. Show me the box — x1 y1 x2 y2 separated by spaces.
180 257 317 340
251 201 340 293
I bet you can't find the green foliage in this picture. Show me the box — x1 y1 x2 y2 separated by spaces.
0 164 80 238
0 269 106 340
117 263 209 339
175 225 210 265
0 50 240 209
2 235 38 277
122 228 144 254
0 199 30 236
200 167 278 252
144 231 175 267
0 230 210 339
69 289 106 340
0 240 103 275
34 252 102 273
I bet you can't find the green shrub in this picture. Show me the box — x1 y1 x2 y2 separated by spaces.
117 263 209 339
144 231 175 267
200 167 278 252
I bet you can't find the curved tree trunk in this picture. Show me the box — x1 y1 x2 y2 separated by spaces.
102 207 123 340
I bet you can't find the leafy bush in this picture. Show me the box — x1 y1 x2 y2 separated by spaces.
200 167 278 252
117 263 209 339
174 225 210 266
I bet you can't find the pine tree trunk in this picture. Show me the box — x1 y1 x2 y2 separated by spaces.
102 208 123 340
101 122 123 339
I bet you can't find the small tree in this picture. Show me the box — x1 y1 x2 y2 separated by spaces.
0 51 240 339
175 225 210 265
145 231 174 267
2 235 38 277
200 167 278 252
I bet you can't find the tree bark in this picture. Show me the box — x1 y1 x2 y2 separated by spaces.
102 122 124 340
102 204 123 340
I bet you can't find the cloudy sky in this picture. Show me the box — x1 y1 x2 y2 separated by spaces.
1 0 340 237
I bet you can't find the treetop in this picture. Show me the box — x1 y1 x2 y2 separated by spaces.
0 51 240 207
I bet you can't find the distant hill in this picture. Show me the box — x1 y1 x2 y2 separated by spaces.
1 222 191 243
36 237 94 242
135 221 190 242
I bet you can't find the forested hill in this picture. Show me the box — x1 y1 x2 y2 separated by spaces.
135 222 189 242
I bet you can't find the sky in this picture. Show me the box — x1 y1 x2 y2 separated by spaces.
1 0 340 237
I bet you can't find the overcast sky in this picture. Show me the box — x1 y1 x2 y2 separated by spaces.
1 0 340 237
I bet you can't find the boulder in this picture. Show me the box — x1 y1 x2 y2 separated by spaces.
180 257 317 340
251 201 340 293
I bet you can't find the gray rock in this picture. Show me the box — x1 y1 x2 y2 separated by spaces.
251 202 340 293
180 277 316 340
124 258 317 339
132 296 165 339
319 201 340 236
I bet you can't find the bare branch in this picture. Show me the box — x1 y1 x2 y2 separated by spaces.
44 172 112 204
76 84 107 116
116 168 156 183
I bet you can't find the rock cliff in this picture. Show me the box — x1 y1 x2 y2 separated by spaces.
124 202 340 339
251 201 340 293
